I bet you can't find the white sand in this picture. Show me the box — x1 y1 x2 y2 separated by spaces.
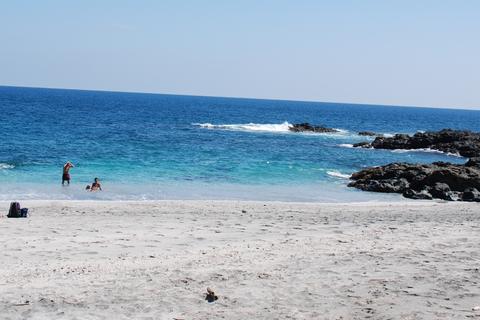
0 200 479 319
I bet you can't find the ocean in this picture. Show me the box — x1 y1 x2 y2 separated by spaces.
1 86 479 201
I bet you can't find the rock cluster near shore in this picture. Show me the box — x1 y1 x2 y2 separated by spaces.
289 123 339 133
353 129 480 158
287 124 480 201
348 129 480 201
348 161 480 201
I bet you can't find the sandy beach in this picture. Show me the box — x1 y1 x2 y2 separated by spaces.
0 200 479 319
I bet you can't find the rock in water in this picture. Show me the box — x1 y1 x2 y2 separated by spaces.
348 162 480 201
289 123 339 133
352 141 372 148
358 131 383 137
369 129 480 158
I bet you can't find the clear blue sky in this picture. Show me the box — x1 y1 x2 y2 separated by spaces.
1 1 479 109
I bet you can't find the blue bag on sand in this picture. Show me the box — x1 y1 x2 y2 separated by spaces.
20 208 28 218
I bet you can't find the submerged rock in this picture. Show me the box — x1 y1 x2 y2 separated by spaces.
289 123 339 133
348 161 480 201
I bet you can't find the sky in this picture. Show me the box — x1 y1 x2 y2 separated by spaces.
0 1 479 109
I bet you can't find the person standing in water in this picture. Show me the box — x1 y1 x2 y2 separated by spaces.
62 161 74 185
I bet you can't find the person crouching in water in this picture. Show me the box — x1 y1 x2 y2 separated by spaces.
86 177 102 192
62 161 74 185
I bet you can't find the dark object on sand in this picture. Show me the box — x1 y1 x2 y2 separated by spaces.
205 287 218 303
289 123 339 133
20 208 28 217
8 202 28 218
348 161 480 201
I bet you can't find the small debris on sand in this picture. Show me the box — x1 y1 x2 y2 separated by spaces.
205 287 218 303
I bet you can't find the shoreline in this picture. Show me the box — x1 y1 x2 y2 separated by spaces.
1 198 429 209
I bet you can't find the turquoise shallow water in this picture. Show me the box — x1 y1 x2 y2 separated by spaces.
1 86 479 201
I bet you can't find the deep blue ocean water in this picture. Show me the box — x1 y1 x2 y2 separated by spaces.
1 86 480 201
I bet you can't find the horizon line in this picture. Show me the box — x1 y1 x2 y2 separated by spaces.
1 84 479 112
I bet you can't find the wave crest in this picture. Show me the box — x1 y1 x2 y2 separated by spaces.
0 163 14 170
193 121 293 133
193 122 351 136
391 148 461 157
327 171 351 179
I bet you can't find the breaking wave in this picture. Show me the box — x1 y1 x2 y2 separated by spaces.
193 122 351 136
343 144 462 158
0 163 14 170
391 148 462 157
193 121 292 133
327 171 351 179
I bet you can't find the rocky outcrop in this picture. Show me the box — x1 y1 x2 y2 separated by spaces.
289 123 339 133
466 157 480 167
348 161 480 201
353 129 480 158
463 188 480 201
353 141 372 148
358 131 383 137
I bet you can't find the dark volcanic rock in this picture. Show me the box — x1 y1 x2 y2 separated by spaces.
462 187 480 202
289 123 339 133
353 141 372 148
370 129 480 158
403 189 433 200
466 157 480 167
348 161 480 201
358 131 383 137
348 128 480 201
358 131 376 136
429 182 460 201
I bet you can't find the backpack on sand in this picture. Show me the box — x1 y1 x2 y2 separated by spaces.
7 202 22 218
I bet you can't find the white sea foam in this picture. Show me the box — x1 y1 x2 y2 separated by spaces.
391 148 462 157
0 181 399 202
193 122 352 136
0 163 14 170
333 128 350 134
327 171 351 179
345 144 462 157
193 121 292 133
